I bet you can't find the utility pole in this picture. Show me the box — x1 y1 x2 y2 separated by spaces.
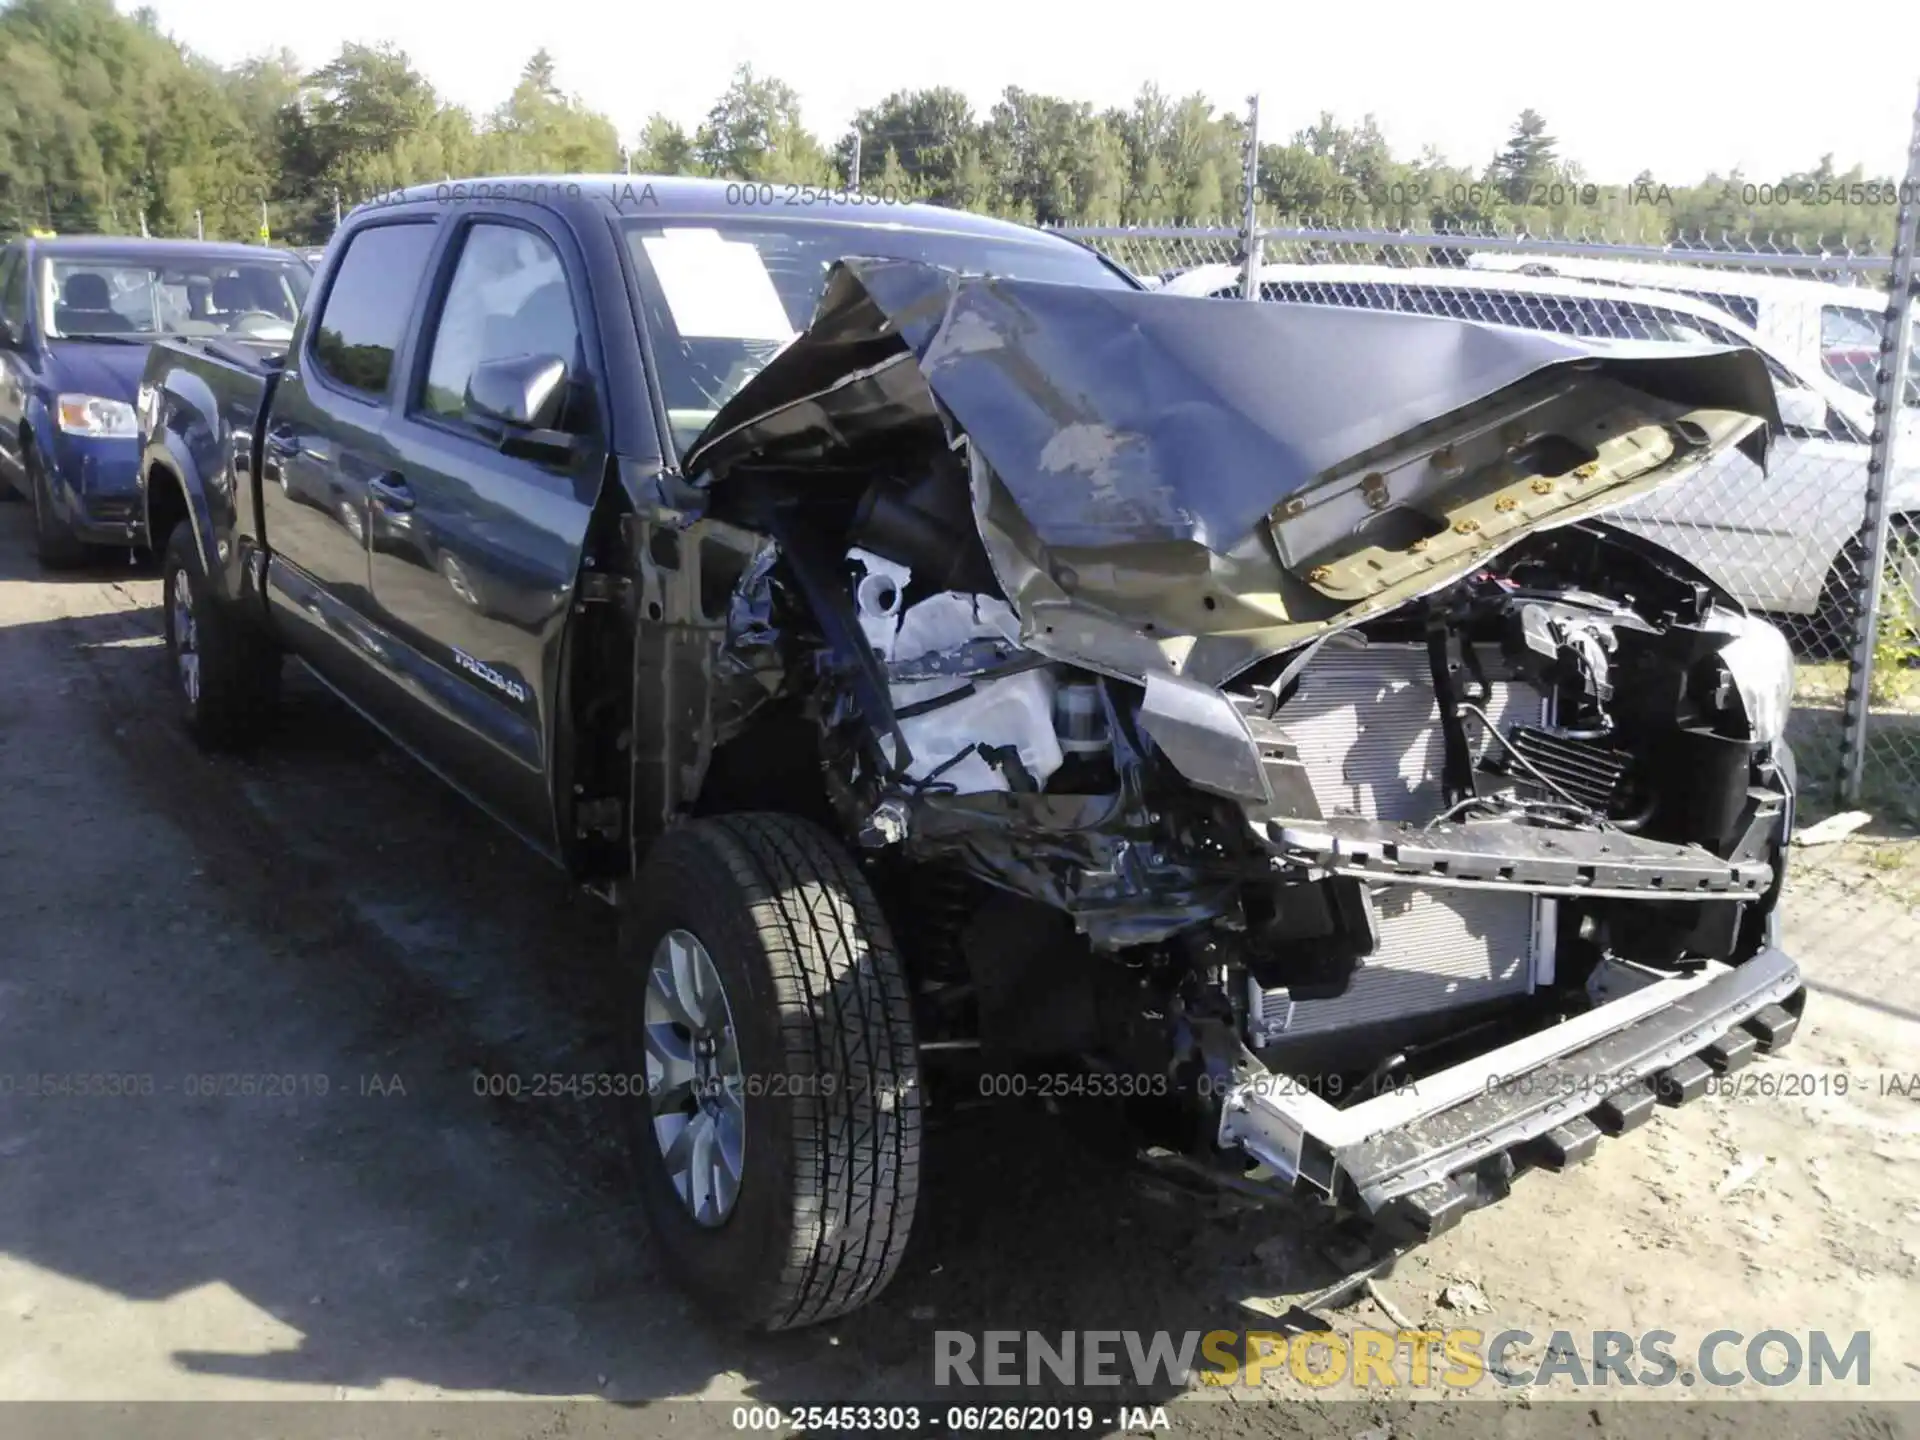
622 145 632 175
333 187 342 231
1239 93 1263 301
848 127 862 192
194 209 203 241
259 197 270 245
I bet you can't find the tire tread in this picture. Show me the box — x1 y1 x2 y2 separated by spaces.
163 522 279 749
635 813 920 1330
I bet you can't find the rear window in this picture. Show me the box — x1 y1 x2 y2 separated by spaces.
1680 291 1760 328
309 223 438 397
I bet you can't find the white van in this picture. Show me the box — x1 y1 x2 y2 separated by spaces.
1160 261 1919 646
1462 252 1916 411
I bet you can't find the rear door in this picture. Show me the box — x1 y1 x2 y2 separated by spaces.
260 218 440 702
366 207 608 849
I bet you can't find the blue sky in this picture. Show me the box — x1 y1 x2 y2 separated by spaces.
139 0 1920 184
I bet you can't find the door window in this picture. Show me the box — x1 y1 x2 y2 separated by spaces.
308 223 437 398
418 223 582 429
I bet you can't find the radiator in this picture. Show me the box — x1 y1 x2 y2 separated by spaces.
1250 642 1551 1045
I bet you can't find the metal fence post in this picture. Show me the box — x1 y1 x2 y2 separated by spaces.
1841 83 1920 803
1239 94 1261 300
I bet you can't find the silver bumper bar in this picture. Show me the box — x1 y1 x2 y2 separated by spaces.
1217 947 1803 1230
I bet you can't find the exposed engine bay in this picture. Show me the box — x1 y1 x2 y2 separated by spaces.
647 258 1805 1228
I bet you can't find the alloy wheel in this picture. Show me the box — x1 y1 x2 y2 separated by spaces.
171 565 200 706
643 928 745 1226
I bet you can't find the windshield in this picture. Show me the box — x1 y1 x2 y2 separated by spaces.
621 217 1131 456
39 254 312 343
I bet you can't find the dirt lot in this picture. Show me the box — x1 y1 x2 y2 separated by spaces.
0 503 1915 1437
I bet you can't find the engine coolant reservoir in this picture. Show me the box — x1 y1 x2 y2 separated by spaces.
896 669 1065 794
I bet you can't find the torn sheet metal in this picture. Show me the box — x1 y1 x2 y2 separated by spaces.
684 257 1777 540
683 258 1779 687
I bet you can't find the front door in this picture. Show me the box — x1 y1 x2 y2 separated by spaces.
368 211 607 849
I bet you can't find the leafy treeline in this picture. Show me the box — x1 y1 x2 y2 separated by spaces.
0 0 1906 250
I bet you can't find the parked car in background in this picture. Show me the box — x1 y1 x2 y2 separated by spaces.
1161 261 1919 648
137 176 1803 1330
0 236 313 566
1463 251 1918 415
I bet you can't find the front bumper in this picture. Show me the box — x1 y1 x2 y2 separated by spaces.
48 434 143 545
1217 946 1804 1235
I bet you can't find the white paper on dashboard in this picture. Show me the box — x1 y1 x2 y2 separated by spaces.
640 229 796 342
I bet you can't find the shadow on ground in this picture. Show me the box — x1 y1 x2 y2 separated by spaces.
0 515 1360 1421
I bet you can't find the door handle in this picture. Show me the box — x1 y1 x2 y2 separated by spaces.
368 473 415 513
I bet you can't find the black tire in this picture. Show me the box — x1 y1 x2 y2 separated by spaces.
161 521 281 749
622 813 921 1331
1814 516 1920 658
27 446 87 569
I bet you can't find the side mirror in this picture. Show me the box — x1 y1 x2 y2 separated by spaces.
465 353 568 431
1775 387 1831 435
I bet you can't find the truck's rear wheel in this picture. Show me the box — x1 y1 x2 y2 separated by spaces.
622 813 921 1330
161 522 280 749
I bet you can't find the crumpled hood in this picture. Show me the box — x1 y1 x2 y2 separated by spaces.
685 258 1778 685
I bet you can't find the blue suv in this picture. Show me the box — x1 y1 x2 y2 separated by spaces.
0 236 312 566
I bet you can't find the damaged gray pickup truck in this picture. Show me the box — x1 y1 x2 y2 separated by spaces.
138 178 1806 1332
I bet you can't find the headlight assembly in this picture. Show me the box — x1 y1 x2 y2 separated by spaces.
56 394 138 439
1716 614 1795 746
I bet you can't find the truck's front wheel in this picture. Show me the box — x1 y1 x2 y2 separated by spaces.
622 813 921 1330
161 522 280 749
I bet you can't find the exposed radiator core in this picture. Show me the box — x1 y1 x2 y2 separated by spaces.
1500 724 1633 813
1251 642 1550 1045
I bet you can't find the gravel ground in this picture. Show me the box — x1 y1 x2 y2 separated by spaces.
0 503 1913 1436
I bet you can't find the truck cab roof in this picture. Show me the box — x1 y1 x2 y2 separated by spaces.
352 174 1076 248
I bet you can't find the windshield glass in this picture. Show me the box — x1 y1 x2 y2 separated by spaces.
621 217 1130 456
39 253 312 342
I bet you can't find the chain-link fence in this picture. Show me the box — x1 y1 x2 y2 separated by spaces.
1061 170 1920 981
1061 220 1919 796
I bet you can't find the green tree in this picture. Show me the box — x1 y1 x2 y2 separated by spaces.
483 48 618 174
0 0 1906 257
693 65 832 184
980 87 1133 224
632 113 697 175
1490 108 1558 192
0 0 261 238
